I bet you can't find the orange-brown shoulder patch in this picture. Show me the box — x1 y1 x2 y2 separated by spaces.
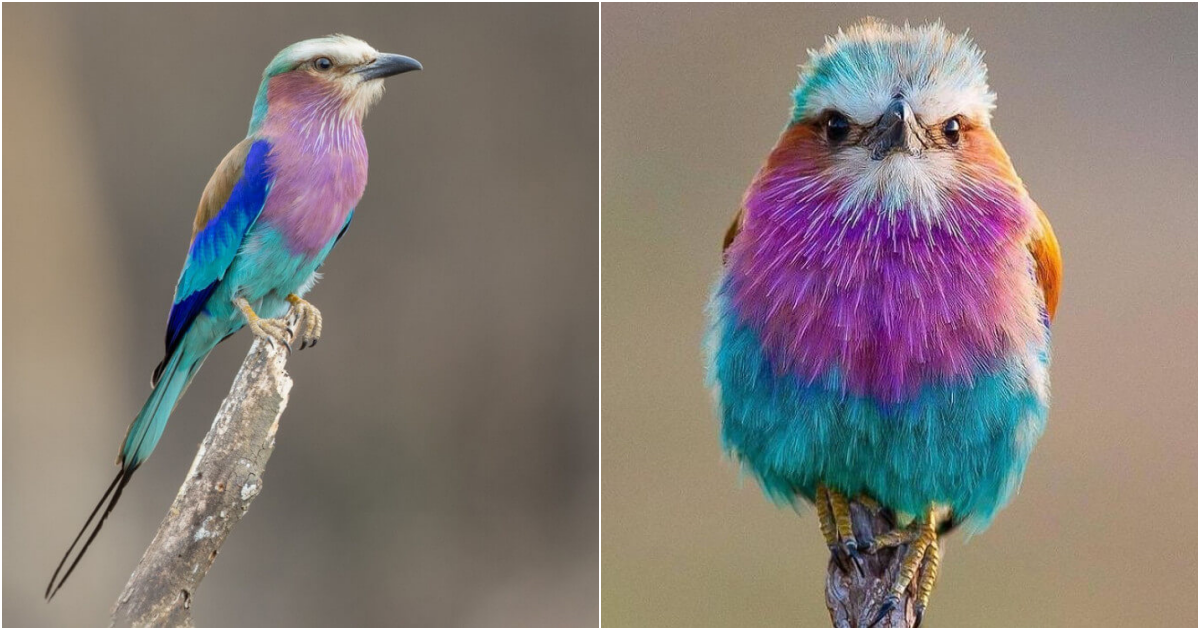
723 123 826 263
1029 204 1062 322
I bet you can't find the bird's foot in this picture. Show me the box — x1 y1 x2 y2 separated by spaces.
861 516 924 553
816 484 863 575
235 297 294 351
285 294 322 350
867 510 942 628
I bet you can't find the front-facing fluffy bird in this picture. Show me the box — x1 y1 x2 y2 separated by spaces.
708 20 1061 624
47 35 421 599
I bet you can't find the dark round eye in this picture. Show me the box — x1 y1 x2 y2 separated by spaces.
943 116 962 145
314 57 333 71
825 112 851 143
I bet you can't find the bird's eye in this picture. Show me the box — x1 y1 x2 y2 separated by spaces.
943 116 962 145
825 112 851 144
314 57 333 71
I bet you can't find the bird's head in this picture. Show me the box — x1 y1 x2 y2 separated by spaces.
780 20 1014 220
248 34 421 135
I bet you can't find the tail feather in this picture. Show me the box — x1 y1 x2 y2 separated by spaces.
120 349 198 468
48 343 207 599
45 466 136 600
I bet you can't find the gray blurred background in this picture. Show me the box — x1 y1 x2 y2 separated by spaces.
602 3 1196 627
5 4 596 626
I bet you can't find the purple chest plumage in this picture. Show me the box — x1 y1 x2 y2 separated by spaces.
256 79 369 257
725 155 1044 403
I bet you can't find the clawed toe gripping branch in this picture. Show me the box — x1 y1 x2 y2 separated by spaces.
110 338 292 627
819 493 942 628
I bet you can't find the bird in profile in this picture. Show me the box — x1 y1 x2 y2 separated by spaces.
708 20 1060 625
46 35 421 600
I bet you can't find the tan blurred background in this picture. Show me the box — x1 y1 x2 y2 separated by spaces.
602 3 1196 627
5 4 597 626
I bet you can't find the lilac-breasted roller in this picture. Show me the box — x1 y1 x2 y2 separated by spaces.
46 35 421 599
707 21 1061 623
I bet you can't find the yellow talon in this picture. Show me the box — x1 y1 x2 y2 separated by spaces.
815 485 838 550
867 521 922 551
284 294 323 350
235 297 292 349
871 508 942 627
821 484 859 557
914 538 941 625
235 296 259 324
888 520 935 599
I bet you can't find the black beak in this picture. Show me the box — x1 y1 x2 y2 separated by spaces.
868 99 913 160
355 54 422 81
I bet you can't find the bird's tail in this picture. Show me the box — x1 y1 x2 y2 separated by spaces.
45 346 206 600
44 466 134 600
119 348 204 469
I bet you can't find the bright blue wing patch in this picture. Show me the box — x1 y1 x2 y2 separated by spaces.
156 140 272 383
164 279 219 356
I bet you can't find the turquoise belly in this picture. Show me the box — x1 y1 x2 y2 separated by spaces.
195 224 337 333
708 299 1049 532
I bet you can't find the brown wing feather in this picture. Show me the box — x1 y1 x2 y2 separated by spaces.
1029 204 1062 323
192 137 255 241
722 207 746 263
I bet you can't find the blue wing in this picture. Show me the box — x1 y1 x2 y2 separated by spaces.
153 138 272 384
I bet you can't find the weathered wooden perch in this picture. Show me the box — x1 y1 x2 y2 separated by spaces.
111 338 292 627
824 499 929 628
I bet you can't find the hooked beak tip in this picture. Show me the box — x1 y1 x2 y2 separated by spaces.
355 54 422 81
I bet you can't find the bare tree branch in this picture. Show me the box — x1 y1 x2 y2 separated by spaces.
824 500 925 628
111 338 292 627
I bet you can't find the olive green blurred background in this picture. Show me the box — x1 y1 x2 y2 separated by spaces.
5 4 597 626
602 3 1196 627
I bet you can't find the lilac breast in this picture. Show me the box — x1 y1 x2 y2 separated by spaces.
725 159 1045 402
257 87 369 257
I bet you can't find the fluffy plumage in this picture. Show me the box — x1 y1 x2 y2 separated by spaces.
793 20 996 126
48 35 418 600
707 21 1061 532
